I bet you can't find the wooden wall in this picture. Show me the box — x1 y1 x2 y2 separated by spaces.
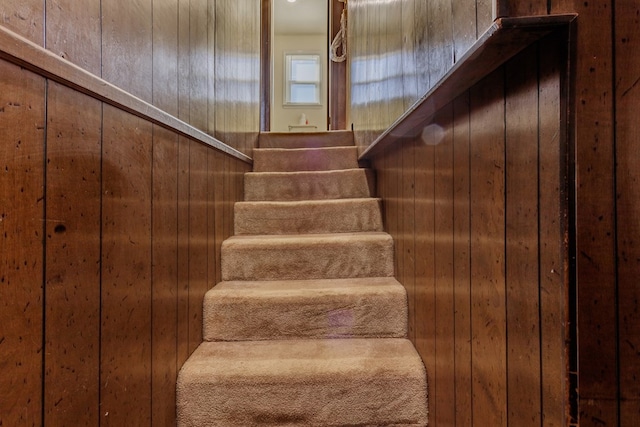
371 37 568 427
0 0 259 425
351 0 640 426
348 0 491 149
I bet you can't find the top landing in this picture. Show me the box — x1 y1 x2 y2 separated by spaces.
259 130 354 149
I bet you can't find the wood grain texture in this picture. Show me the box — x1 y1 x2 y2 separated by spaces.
452 93 472 427
401 139 416 343
505 45 541 427
401 0 418 110
358 15 576 158
188 141 209 354
538 33 567 427
214 151 226 285
151 125 179 427
433 106 455 426
176 136 190 368
177 0 191 124
615 0 640 421
0 0 43 45
427 0 453 88
413 133 436 407
0 2 259 425
153 0 179 116
44 82 101 427
45 0 101 75
101 0 153 102
451 0 477 62
552 1 618 425
100 105 153 426
0 60 45 427
189 0 208 132
469 69 507 427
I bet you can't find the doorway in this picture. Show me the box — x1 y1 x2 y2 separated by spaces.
261 0 347 132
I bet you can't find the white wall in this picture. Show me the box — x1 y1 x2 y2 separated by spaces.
271 34 328 132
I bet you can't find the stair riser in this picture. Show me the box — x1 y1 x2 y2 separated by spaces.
177 339 428 427
253 147 358 172
259 130 354 148
221 236 394 281
204 282 408 341
234 199 384 235
244 169 372 201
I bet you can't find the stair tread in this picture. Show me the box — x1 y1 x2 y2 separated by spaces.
204 277 408 341
177 338 428 426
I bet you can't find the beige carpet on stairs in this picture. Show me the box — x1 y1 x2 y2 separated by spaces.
177 131 429 426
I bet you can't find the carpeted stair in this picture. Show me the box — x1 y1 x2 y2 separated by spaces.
177 131 429 426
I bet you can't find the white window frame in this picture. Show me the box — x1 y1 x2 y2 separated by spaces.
284 53 322 106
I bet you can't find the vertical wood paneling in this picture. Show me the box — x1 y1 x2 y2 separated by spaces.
153 0 179 115
45 0 101 75
451 0 477 62
207 0 216 135
177 0 191 123
101 0 153 102
616 1 640 423
100 105 153 426
427 0 453 87
214 151 225 285
401 0 418 109
551 1 618 425
504 45 542 427
433 106 455 426
176 136 190 367
413 0 430 95
151 126 179 427
414 133 435 405
207 150 217 289
0 0 43 45
188 141 208 353
386 0 403 122
469 70 506 427
214 0 227 143
452 93 472 427
1 1 260 424
476 0 493 36
401 139 416 342
44 82 101 427
189 0 208 131
0 61 45 427
538 34 566 427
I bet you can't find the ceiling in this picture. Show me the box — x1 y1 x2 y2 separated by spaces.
274 0 328 35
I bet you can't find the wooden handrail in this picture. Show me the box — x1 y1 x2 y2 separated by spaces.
359 14 577 160
0 24 252 164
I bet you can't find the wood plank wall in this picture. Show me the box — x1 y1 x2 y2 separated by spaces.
351 0 640 426
371 39 568 426
0 0 259 425
348 0 487 149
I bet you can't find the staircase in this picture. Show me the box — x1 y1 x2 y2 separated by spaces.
177 131 429 426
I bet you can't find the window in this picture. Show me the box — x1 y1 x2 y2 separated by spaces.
285 54 321 105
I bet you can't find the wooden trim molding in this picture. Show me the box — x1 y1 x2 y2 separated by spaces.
359 14 577 160
0 24 252 164
260 0 271 132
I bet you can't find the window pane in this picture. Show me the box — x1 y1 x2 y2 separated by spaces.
291 59 319 82
290 83 317 103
